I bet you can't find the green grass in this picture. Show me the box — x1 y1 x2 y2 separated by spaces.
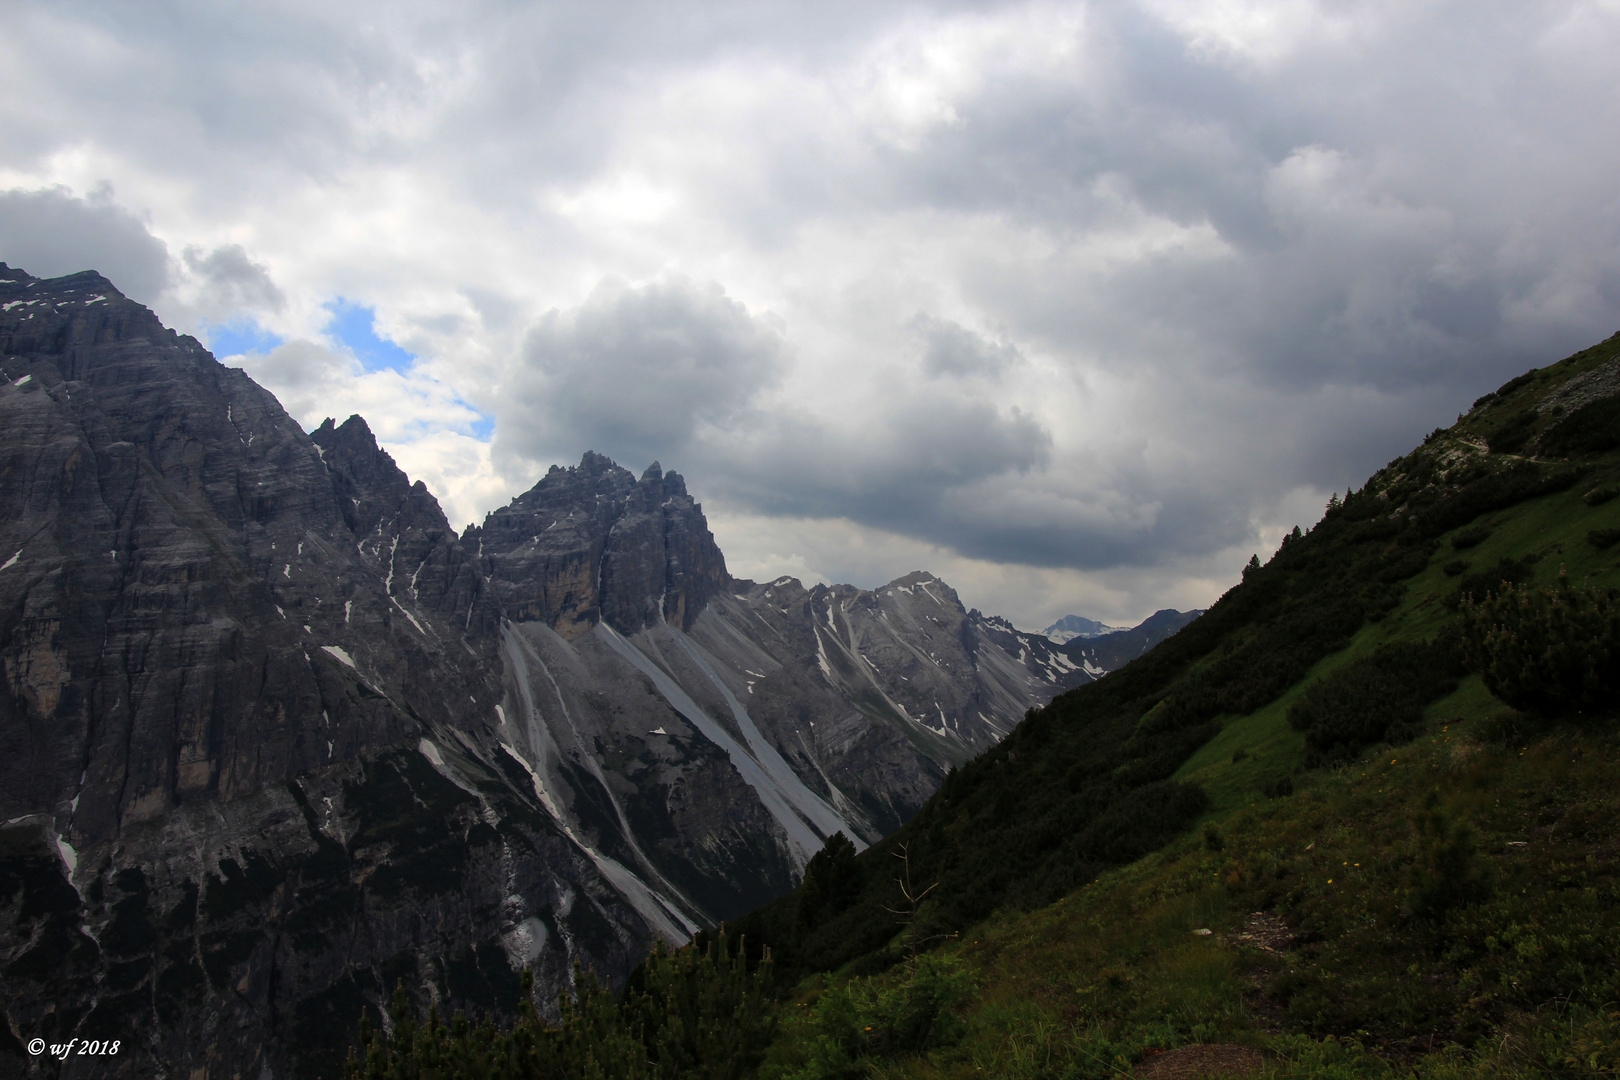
1422 674 1498 726
1178 447 1620 817
768 703 1620 1079
1171 625 1398 813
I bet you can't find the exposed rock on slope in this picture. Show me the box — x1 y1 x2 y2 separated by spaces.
468 454 727 637
467 459 1085 920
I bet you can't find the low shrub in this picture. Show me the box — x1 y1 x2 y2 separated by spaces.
1471 708 1547 745
1414 461 1583 539
1407 791 1492 926
1287 641 1463 768
767 954 975 1079
1460 583 1620 715
346 932 777 1080
1260 776 1294 798
1540 393 1620 457
1495 371 1539 398
1487 410 1538 454
1590 528 1620 551
1446 555 1538 610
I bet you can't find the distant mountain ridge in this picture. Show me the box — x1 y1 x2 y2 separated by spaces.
1059 607 1203 676
1041 613 1128 643
0 264 1180 1076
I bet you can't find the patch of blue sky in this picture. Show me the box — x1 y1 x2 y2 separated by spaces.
324 298 417 373
323 298 496 442
391 408 496 446
203 319 284 357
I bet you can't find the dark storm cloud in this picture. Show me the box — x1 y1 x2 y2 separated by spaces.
0 186 170 303
880 3 1620 401
8 0 1620 612
913 315 1024 379
477 0 1620 580
708 394 1053 521
495 277 787 471
185 244 286 313
495 281 1062 561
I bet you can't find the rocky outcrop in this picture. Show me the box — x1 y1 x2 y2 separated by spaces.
310 413 489 636
0 268 486 835
466 462 1077 925
466 454 728 638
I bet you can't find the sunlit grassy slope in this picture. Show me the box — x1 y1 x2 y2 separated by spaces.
753 334 1620 1079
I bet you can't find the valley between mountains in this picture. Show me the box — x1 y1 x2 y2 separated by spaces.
12 259 1616 1080
0 266 1192 1078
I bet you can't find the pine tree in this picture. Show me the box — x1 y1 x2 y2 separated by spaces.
345 935 777 1080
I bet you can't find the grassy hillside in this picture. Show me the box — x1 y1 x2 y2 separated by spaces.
348 333 1620 1078
762 706 1620 1078
731 334 1618 978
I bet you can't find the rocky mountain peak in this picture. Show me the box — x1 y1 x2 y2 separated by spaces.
312 414 450 534
883 570 961 608
578 448 622 477
476 450 727 637
309 412 488 636
1042 613 1130 643
0 263 198 381
0 270 501 845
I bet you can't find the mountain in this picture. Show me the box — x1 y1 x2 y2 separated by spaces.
326 334 1620 1080
1040 613 1127 643
0 265 1102 1077
1057 607 1202 675
0 266 608 1078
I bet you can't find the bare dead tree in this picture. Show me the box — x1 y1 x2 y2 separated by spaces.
883 842 941 974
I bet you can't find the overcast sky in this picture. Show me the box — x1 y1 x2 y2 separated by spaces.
4 1 1619 629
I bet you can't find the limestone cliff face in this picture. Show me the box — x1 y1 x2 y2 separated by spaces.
0 268 652 1080
0 269 483 838
466 454 728 638
0 264 1118 1078
692 572 1083 835
310 413 489 637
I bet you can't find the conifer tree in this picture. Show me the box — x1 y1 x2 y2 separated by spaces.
345 932 776 1080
